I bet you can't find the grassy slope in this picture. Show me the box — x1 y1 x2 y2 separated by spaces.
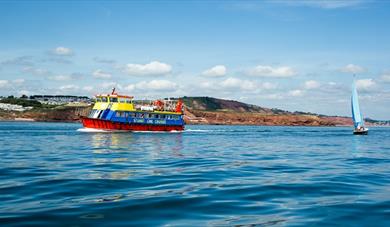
182 96 289 114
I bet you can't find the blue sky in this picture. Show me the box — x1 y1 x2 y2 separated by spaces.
0 0 389 119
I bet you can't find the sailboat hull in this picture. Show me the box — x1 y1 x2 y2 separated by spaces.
353 129 368 135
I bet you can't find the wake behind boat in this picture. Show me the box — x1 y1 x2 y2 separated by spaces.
81 88 185 132
351 77 368 135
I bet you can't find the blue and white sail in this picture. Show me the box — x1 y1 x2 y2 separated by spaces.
351 79 364 128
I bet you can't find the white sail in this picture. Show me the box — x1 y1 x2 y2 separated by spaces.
351 79 364 128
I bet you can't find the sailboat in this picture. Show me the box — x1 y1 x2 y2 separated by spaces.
351 77 368 135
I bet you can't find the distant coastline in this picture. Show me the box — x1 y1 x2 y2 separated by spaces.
1 96 389 126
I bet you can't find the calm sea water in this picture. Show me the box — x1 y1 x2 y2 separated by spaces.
0 122 389 226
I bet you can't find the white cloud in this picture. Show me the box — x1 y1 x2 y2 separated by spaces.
83 86 94 92
124 80 178 92
199 78 276 93
22 67 49 75
304 80 320 89
93 69 112 79
53 46 73 56
288 89 305 97
199 81 215 90
340 64 365 74
273 0 365 9
220 77 256 90
122 61 172 76
100 82 121 90
135 80 178 91
262 82 278 90
201 65 227 77
381 74 390 82
1 56 34 66
356 79 376 91
48 75 72 81
59 84 79 90
0 80 9 88
18 90 31 96
259 93 284 100
124 84 136 92
247 65 296 77
13 79 25 84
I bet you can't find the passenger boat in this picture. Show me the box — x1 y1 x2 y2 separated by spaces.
81 89 185 131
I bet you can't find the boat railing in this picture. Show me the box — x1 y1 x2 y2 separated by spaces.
133 99 181 113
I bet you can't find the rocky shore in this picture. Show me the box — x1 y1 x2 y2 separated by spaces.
0 106 90 122
184 109 353 126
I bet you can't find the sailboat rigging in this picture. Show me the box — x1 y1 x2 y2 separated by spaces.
351 76 368 135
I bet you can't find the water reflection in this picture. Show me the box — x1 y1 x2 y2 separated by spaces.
351 130 369 158
89 132 184 156
87 131 185 180
90 133 134 153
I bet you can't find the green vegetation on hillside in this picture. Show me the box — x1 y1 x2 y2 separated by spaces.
182 97 223 111
182 96 288 114
0 97 59 109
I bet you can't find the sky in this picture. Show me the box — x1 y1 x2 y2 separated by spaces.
0 0 389 119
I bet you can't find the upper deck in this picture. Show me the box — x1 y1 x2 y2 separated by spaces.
91 89 183 115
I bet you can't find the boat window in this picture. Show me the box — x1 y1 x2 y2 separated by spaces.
111 97 118 103
101 97 108 102
130 112 136 117
161 115 166 119
96 98 102 102
125 99 132 104
89 110 95 117
119 98 126 103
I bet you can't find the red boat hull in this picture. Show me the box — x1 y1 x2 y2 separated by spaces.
81 117 184 132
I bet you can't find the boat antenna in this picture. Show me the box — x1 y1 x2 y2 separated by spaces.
111 87 116 95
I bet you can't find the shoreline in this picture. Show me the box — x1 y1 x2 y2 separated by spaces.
2 119 389 127
0 118 354 127
1 104 387 127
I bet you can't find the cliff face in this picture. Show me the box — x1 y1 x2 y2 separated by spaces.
182 97 352 126
184 109 338 126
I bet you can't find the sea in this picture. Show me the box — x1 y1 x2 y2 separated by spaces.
0 122 389 226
